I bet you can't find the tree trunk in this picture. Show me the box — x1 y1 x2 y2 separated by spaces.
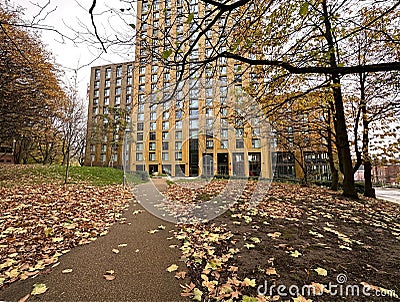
64 146 70 184
364 161 375 197
327 106 339 190
359 73 375 198
322 0 357 198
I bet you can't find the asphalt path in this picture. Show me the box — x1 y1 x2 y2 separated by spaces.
374 187 400 205
0 182 187 302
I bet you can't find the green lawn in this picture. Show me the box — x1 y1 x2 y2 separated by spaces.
0 164 144 187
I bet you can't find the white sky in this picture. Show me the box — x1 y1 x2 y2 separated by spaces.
8 0 137 101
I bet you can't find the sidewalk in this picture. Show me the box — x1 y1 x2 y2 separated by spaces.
375 187 400 205
0 181 187 302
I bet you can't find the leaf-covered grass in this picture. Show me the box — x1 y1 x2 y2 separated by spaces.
0 164 144 187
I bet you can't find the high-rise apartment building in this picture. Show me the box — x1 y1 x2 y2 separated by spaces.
85 0 280 178
85 63 134 167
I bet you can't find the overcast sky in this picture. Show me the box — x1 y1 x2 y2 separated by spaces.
8 0 136 101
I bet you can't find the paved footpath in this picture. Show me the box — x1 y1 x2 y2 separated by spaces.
0 180 187 302
375 187 400 205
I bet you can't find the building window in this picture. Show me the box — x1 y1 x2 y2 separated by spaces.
189 130 198 138
236 139 244 149
149 152 156 161
175 152 182 160
162 111 169 120
206 140 214 149
221 140 228 149
137 133 143 141
162 142 169 150
116 78 122 86
127 65 133 76
175 131 182 140
105 68 111 78
252 139 261 148
220 107 228 116
236 128 244 138
115 96 121 106
189 119 198 129
136 153 143 161
136 143 143 151
139 76 145 83
139 66 146 74
175 120 182 129
150 112 157 121
104 88 110 96
220 128 228 138
138 113 144 121
150 122 156 130
189 99 198 108
162 152 169 161
149 142 156 150
137 123 144 131
105 79 110 87
176 110 183 119
162 131 169 140
175 141 182 150
252 128 261 137
95 69 100 80
100 154 106 162
94 81 100 89
116 66 122 77
162 121 169 130
127 77 132 85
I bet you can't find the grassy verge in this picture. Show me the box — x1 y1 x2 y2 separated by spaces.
0 164 145 187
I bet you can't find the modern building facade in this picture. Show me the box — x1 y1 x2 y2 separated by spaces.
84 63 134 167
85 0 331 180
85 0 274 177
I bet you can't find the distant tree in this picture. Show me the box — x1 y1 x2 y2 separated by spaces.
0 6 64 163
60 78 86 183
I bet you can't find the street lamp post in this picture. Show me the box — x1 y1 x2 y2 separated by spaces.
123 128 133 188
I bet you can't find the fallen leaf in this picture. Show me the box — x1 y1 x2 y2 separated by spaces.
166 264 179 272
292 295 312 302
118 243 127 247
193 288 203 301
314 267 327 276
62 268 73 274
103 274 115 281
250 237 261 243
266 267 277 275
290 250 302 258
18 294 30 302
31 283 47 295
112 249 120 254
175 271 186 279
244 243 255 249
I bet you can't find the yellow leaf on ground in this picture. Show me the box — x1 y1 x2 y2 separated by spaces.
266 267 277 275
314 267 327 276
293 295 312 302
31 283 47 295
62 269 73 274
166 264 179 272
290 250 302 258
